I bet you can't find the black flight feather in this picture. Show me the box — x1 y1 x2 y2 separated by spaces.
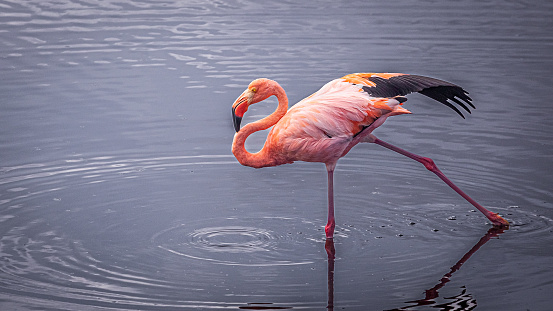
360 75 473 118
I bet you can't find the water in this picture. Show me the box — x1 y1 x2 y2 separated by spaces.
1 0 552 310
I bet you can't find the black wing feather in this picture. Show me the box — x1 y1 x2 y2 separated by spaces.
361 75 474 118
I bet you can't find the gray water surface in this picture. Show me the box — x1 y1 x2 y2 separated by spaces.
1 0 553 310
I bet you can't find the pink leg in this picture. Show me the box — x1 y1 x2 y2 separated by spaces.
325 163 336 239
372 137 509 227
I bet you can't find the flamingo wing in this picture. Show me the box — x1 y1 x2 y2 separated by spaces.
266 73 473 164
342 73 474 118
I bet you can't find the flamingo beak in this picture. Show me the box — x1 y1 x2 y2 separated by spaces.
231 91 250 132
232 105 242 132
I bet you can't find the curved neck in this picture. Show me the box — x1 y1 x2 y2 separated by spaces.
232 85 288 168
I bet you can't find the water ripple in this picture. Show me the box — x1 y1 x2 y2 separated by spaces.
154 217 323 267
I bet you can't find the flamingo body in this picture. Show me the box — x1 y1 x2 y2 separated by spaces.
267 78 409 164
231 73 509 239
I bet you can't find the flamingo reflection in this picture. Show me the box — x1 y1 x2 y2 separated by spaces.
325 227 506 311
325 240 336 310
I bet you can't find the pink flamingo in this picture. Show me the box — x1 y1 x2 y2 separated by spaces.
231 73 509 239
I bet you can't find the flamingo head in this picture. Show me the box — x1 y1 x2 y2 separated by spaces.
231 78 276 132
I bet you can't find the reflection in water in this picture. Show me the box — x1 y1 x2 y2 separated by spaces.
325 227 506 311
400 227 506 310
325 240 336 311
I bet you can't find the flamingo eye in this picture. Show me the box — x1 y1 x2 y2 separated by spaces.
250 87 257 93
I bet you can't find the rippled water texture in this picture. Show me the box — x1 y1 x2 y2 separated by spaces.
1 0 553 310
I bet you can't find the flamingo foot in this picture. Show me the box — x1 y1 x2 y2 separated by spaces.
488 212 510 228
325 220 335 240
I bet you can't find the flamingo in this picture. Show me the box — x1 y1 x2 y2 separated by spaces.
230 73 509 239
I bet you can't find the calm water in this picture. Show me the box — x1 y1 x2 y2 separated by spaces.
1 0 553 310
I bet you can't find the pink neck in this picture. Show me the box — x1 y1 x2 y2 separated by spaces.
232 84 288 168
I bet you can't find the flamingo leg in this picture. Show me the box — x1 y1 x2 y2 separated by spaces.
325 163 336 239
371 137 509 227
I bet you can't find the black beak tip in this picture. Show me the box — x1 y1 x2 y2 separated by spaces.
232 107 242 132
233 116 242 132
